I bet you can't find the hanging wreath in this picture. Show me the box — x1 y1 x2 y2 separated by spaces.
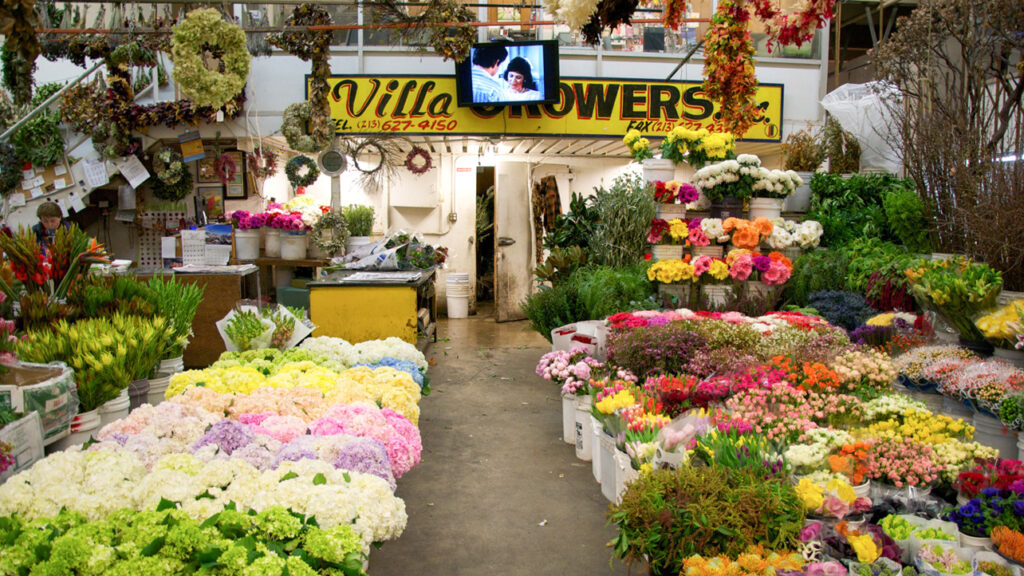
310 210 350 256
215 152 237 185
0 143 21 198
171 8 251 109
286 155 320 188
247 148 279 181
404 146 433 176
353 141 385 174
151 166 194 201
152 148 187 186
282 102 332 153
267 4 332 62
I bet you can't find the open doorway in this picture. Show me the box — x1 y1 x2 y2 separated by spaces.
475 166 496 306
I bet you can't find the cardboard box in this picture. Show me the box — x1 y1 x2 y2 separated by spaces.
0 412 44 483
0 362 76 445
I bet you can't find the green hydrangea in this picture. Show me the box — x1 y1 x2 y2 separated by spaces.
164 520 209 561
241 553 286 576
253 508 303 541
103 556 188 576
31 534 95 576
285 555 319 576
303 525 363 564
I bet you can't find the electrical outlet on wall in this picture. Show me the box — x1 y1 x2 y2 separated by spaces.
448 212 458 223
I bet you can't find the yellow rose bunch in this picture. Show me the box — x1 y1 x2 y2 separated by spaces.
596 389 637 414
976 300 1024 348
647 259 698 284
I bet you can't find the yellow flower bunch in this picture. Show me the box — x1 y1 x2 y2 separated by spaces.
668 218 690 243
862 409 973 445
794 477 825 510
265 364 341 393
325 366 423 424
682 546 803 576
976 300 1024 347
696 132 737 160
596 389 637 414
647 259 698 284
166 367 267 397
623 129 653 162
848 532 881 563
707 259 731 281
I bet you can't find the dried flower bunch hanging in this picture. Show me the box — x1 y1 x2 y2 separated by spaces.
366 0 476 62
702 0 759 135
215 152 238 185
269 4 335 154
152 148 187 187
247 148 279 181
171 8 251 110
0 0 42 105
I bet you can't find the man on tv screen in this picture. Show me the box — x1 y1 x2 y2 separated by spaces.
471 45 509 103
502 56 542 101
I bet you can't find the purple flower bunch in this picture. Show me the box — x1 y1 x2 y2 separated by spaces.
192 420 255 455
942 486 1024 537
229 210 268 230
607 323 707 380
333 437 396 491
677 183 700 204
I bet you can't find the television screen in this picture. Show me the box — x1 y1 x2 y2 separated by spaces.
455 40 560 107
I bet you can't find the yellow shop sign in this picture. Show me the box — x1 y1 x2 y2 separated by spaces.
322 76 784 142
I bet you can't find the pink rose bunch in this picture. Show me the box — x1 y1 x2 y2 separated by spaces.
865 436 941 487
269 213 307 231
717 382 818 441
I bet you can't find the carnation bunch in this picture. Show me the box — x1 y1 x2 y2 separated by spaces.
864 436 940 487
831 348 897 400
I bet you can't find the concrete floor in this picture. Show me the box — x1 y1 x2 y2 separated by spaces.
370 304 632 576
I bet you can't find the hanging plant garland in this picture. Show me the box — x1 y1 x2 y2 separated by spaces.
353 141 386 174
151 166 194 201
0 143 21 198
171 8 251 110
404 146 433 175
286 155 320 188
215 152 238 185
310 210 350 256
152 148 186 186
701 0 759 136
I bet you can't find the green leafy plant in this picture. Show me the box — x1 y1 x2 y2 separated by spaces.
823 116 860 174
533 246 587 287
520 283 582 343
808 173 901 247
609 464 804 574
146 276 205 359
543 191 598 252
11 83 65 168
588 173 656 269
570 265 654 320
342 204 375 236
883 185 933 253
782 249 851 307
781 124 826 172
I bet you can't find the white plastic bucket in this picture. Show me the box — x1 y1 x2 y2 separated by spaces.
446 273 471 319
159 356 184 375
551 323 578 352
98 390 130 427
613 449 638 504
561 394 576 445
600 432 618 502
281 232 308 260
264 228 281 258
782 172 813 212
345 236 372 254
49 409 101 451
234 229 261 261
575 395 593 462
148 374 171 407
973 412 1018 459
590 416 603 482
748 197 783 220
642 158 675 185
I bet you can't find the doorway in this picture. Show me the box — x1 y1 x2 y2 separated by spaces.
475 166 495 306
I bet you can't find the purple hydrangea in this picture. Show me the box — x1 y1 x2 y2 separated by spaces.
192 420 254 455
225 443 274 471
333 438 396 491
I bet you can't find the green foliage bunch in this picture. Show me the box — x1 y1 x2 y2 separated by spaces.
520 283 581 343
609 464 803 574
883 185 933 253
11 83 65 168
587 173 657 269
823 117 860 174
783 250 851 307
147 276 206 359
808 173 919 248
570 265 655 320
342 204 375 237
542 192 599 252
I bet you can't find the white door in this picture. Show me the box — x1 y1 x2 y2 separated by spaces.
493 161 534 322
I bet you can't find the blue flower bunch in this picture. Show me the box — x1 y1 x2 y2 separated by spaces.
807 290 879 331
943 486 1024 537
354 356 424 387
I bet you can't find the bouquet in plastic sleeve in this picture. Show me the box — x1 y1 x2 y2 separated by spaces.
217 303 312 351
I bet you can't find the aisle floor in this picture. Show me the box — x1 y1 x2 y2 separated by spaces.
370 304 632 576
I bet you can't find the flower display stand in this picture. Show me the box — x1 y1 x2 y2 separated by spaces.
651 245 683 261
655 203 687 220
747 198 783 220
561 394 576 445
702 284 732 308
692 245 724 259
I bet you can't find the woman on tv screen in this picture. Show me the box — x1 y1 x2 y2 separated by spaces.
502 57 542 101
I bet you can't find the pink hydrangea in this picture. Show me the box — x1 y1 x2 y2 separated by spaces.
251 415 309 443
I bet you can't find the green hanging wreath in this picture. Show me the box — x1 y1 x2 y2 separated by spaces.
353 141 385 174
152 148 186 186
151 166 194 201
310 210 349 256
0 143 21 198
286 155 320 188
171 8 251 109
282 102 332 154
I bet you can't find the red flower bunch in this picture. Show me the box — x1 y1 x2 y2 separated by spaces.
653 181 674 203
955 459 1024 497
648 219 670 244
764 310 828 331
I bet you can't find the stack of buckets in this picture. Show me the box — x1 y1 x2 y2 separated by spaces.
446 273 471 318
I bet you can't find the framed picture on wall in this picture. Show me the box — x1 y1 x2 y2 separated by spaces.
197 157 219 183
198 185 224 220
222 151 248 199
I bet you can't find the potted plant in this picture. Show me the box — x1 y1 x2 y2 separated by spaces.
622 129 672 185
781 125 826 212
228 210 265 261
646 257 698 305
343 204 375 253
749 166 803 220
691 155 760 218
652 180 699 220
824 116 861 175
646 217 688 261
659 127 737 171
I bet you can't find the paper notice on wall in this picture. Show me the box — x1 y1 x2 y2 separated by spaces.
56 198 70 216
161 236 178 259
8 194 26 207
83 160 109 189
53 177 67 190
53 164 67 176
21 168 34 180
114 156 150 189
29 187 44 199
67 193 86 213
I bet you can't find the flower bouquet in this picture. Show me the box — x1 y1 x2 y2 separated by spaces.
976 301 1024 352
217 304 311 352
653 180 700 205
906 256 1002 342
795 477 872 521
752 167 804 199
992 525 1024 564
622 129 653 162
916 543 972 576
691 156 761 203
942 487 1024 538
659 127 736 169
832 348 897 400
954 460 1024 500
228 209 266 230
864 436 941 489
